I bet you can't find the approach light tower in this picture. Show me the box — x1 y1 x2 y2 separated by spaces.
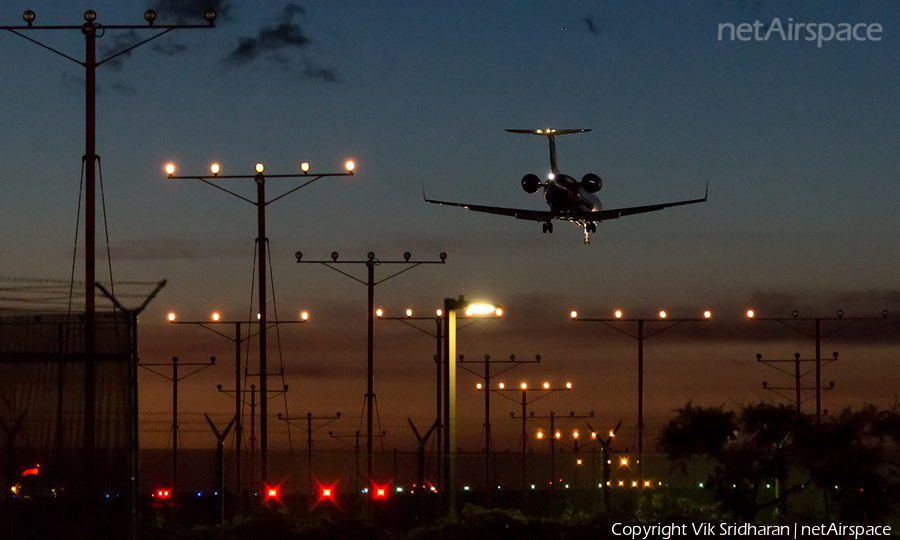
166 161 354 488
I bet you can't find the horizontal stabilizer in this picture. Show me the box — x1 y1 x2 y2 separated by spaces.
506 128 590 136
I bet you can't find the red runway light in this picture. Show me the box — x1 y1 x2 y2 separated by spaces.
372 482 390 499
264 484 282 503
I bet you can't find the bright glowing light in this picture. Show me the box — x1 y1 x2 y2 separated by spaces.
591 431 597 439
323 488 331 497
405 309 412 317
536 431 544 439
436 309 443 317
704 310 712 318
573 430 579 439
520 382 527 390
498 382 505 389
570 311 577 318
257 313 261 320
555 431 561 439
165 163 175 175
476 383 482 389
577 459 582 465
620 457 628 466
376 308 383 317
167 312 176 322
543 382 550 389
301 162 310 172
465 303 497 316
644 480 651 487
747 309 755 318
566 382 572 389
345 160 355 172
615 310 622 318
255 163 264 173
495 308 503 316
300 311 309 321
659 310 667 319
609 430 615 438
632 481 638 487
548 173 555 180
212 312 220 321
210 163 220 175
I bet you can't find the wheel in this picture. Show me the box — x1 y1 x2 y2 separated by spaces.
542 222 553 234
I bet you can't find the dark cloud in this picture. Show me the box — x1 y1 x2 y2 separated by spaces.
152 40 189 56
151 0 233 23
225 4 310 65
223 3 339 82
97 31 140 70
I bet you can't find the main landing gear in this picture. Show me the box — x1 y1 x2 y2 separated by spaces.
583 222 596 244
542 222 553 234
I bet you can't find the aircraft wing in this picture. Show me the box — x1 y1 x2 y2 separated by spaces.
423 193 555 222
584 184 708 221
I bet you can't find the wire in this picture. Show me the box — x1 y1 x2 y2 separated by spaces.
68 158 86 319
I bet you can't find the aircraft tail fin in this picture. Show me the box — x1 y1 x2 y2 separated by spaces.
506 129 590 136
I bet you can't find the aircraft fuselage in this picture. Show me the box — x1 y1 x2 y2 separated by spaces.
544 173 602 215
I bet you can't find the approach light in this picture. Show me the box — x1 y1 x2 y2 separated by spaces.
376 309 383 317
495 308 503 316
566 382 572 389
520 382 527 390
204 9 217 24
210 163 220 175
615 310 622 318
323 488 331 497
620 457 628 466
704 310 711 318
543 382 550 389
84 10 97 22
212 312 220 321
165 163 175 176
301 162 310 173
255 163 264 173
555 431 561 439
591 432 597 439
476 383 482 390
144 9 156 25
406 309 412 317
577 459 582 465
264 485 280 502
573 430 579 439
609 430 615 438
23 10 36 25
498 382 505 389
747 310 755 318
570 311 577 319
345 160 355 172
436 309 443 317
167 312 176 322
659 310 667 319
536 431 544 439
300 311 309 321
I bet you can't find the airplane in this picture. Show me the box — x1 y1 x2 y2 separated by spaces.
424 128 707 244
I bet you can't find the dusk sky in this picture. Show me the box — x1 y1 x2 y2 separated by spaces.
2 0 899 458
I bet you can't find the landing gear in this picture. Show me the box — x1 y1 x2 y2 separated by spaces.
583 222 596 244
542 222 554 234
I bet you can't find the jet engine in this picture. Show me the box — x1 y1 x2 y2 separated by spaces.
521 173 541 194
581 173 602 193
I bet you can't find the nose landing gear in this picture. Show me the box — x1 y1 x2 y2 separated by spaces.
583 222 596 244
542 222 554 234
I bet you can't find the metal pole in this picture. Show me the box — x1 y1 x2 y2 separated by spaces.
84 21 97 499
637 320 644 488
249 385 256 496
815 318 822 422
521 390 527 511
484 357 490 506
549 412 555 510
307 413 313 511
172 357 178 520
366 260 375 511
256 174 268 489
435 319 442 514
794 353 801 416
234 323 242 510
